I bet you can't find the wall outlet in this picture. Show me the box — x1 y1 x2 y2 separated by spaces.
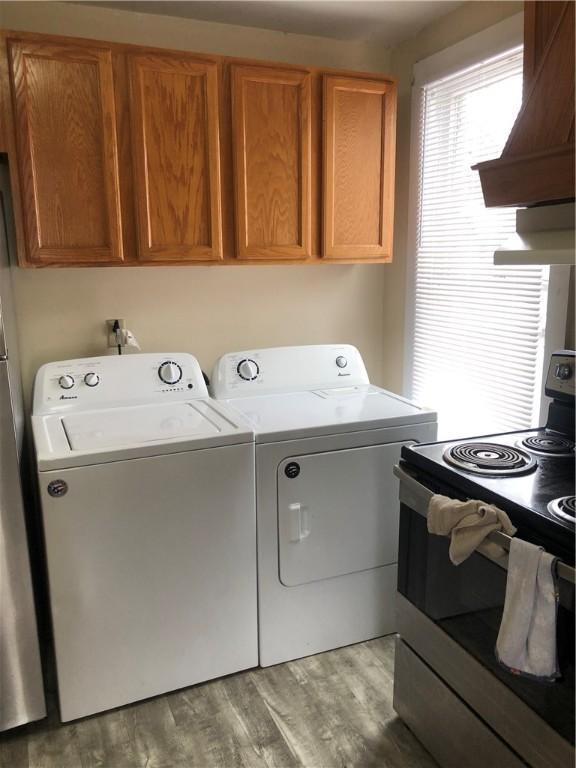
106 318 126 348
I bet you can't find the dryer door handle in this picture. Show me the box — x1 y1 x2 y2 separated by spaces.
288 503 310 542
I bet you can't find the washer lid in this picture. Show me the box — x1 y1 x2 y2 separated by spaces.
63 402 221 451
33 398 253 471
224 386 437 443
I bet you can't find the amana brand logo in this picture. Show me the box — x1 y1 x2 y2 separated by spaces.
285 462 300 479
59 395 78 400
47 479 68 498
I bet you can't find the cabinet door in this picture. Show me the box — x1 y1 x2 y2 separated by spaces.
128 54 222 262
9 41 123 265
231 65 312 260
323 76 396 261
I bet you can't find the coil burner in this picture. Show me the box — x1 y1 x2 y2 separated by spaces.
547 496 576 525
519 433 575 457
444 442 537 476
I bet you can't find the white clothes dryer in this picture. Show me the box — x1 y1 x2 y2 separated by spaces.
33 353 257 721
211 345 437 666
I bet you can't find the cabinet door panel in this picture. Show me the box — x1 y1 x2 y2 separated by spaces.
323 76 396 261
129 54 222 262
232 66 311 260
9 41 123 265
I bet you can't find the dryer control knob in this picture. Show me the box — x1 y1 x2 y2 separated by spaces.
237 359 259 381
58 375 75 390
335 355 348 369
158 361 182 385
84 372 100 387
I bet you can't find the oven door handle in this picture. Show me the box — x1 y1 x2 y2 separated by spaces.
394 463 434 517
393 464 575 586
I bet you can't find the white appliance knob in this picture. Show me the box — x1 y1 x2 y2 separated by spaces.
84 372 100 387
336 356 348 369
237 359 259 381
58 375 75 390
158 361 182 385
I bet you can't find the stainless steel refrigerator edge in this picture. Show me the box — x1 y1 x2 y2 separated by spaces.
0 162 46 729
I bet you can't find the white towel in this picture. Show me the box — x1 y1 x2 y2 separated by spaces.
496 538 559 681
427 494 517 565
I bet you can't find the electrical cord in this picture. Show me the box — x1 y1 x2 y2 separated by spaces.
112 320 122 355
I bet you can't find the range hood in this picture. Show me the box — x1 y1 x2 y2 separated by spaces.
473 2 575 210
494 203 575 266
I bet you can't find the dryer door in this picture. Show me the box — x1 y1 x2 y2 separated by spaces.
277 441 411 587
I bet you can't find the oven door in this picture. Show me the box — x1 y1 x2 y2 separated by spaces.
395 463 575 750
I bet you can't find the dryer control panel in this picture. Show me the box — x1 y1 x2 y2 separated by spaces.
211 345 370 399
34 353 209 414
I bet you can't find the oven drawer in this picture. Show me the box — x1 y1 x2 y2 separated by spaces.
397 594 574 768
394 638 526 768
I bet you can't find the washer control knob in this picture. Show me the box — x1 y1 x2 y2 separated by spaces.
237 359 259 381
58 375 75 390
158 361 182 385
84 372 100 387
555 363 573 381
335 355 348 369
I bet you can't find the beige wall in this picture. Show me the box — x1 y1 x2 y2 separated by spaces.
1 1 389 70
2 0 527 407
14 263 389 402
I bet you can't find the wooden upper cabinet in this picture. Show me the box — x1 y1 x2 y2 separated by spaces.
128 53 223 262
231 65 312 260
323 76 396 261
5 31 397 267
8 40 124 265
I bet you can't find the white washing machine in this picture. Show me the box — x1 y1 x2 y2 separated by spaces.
32 353 257 721
211 345 437 666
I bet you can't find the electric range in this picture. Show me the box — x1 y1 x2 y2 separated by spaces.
401 350 575 563
393 350 576 768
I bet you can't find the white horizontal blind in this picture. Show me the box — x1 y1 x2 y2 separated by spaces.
411 47 550 439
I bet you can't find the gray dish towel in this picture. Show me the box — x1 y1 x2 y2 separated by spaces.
496 538 559 681
427 494 517 565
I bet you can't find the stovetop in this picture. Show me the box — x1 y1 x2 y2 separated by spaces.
402 427 575 561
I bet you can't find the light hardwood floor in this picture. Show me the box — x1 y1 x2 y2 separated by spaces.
0 636 438 768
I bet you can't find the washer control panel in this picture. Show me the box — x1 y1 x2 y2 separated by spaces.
34 353 208 414
211 345 370 399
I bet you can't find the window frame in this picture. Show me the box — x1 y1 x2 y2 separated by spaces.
403 13 571 427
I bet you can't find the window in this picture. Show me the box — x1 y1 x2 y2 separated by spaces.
406 22 559 440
